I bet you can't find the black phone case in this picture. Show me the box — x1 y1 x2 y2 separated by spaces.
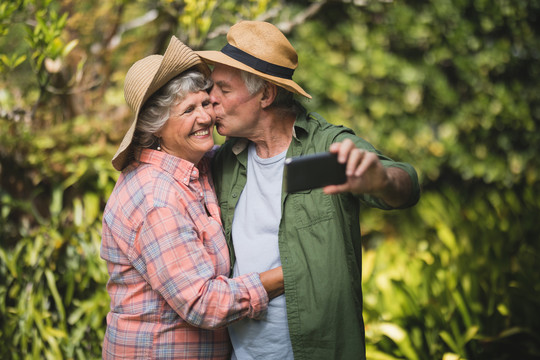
284 152 347 193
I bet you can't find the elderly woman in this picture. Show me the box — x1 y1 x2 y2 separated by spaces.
101 36 283 359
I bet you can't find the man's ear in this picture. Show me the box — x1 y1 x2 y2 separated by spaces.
261 82 277 109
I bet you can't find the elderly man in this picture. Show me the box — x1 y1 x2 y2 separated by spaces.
198 21 420 360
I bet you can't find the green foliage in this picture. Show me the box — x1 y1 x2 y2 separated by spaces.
0 0 28 74
0 116 118 358
362 184 540 359
1 0 74 85
177 0 278 47
1 0 539 358
296 0 540 185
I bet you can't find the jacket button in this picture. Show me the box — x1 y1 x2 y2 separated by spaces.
232 193 237 198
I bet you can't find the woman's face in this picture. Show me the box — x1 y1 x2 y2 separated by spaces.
158 90 215 164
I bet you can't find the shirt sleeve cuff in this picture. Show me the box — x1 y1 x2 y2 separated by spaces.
238 272 269 319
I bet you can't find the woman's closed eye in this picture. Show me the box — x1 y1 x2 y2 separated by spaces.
182 106 195 115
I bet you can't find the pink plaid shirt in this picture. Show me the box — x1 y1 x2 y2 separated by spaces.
101 148 268 359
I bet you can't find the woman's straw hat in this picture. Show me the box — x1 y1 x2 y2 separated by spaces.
197 21 311 99
112 36 210 171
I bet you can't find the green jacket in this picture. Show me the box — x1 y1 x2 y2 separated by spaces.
212 107 420 360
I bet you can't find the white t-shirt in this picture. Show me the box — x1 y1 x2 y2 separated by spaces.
229 143 293 360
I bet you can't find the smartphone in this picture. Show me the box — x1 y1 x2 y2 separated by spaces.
284 152 347 193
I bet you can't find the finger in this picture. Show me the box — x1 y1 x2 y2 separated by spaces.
323 183 349 195
346 149 365 177
322 184 338 194
354 152 377 177
337 139 355 163
328 142 341 153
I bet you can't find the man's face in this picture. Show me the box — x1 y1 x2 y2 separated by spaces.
209 64 262 138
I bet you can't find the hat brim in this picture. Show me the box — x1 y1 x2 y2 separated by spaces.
197 50 311 99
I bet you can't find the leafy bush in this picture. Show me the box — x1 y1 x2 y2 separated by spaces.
0 116 118 359
361 184 540 360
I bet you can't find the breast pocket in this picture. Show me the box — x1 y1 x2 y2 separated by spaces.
288 188 334 229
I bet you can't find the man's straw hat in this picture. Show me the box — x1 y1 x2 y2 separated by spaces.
197 21 311 99
112 36 210 171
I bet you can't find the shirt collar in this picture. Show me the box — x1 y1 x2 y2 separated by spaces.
232 138 249 155
292 104 309 136
137 148 207 185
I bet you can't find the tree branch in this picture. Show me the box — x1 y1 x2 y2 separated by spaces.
276 1 327 34
206 1 327 40
107 9 159 50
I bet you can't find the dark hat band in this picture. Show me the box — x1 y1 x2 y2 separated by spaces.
220 43 295 79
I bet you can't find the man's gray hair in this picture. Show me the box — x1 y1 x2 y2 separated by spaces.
134 70 212 149
240 70 296 110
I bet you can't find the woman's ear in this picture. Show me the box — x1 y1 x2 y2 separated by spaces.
261 82 277 109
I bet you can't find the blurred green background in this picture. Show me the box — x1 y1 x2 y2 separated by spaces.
1 0 539 359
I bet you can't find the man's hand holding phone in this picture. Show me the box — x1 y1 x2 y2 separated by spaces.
324 139 415 209
285 139 413 207
323 139 390 196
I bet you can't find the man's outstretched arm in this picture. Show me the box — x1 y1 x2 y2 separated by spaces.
324 139 415 208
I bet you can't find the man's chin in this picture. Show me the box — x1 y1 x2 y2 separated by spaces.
216 125 228 137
